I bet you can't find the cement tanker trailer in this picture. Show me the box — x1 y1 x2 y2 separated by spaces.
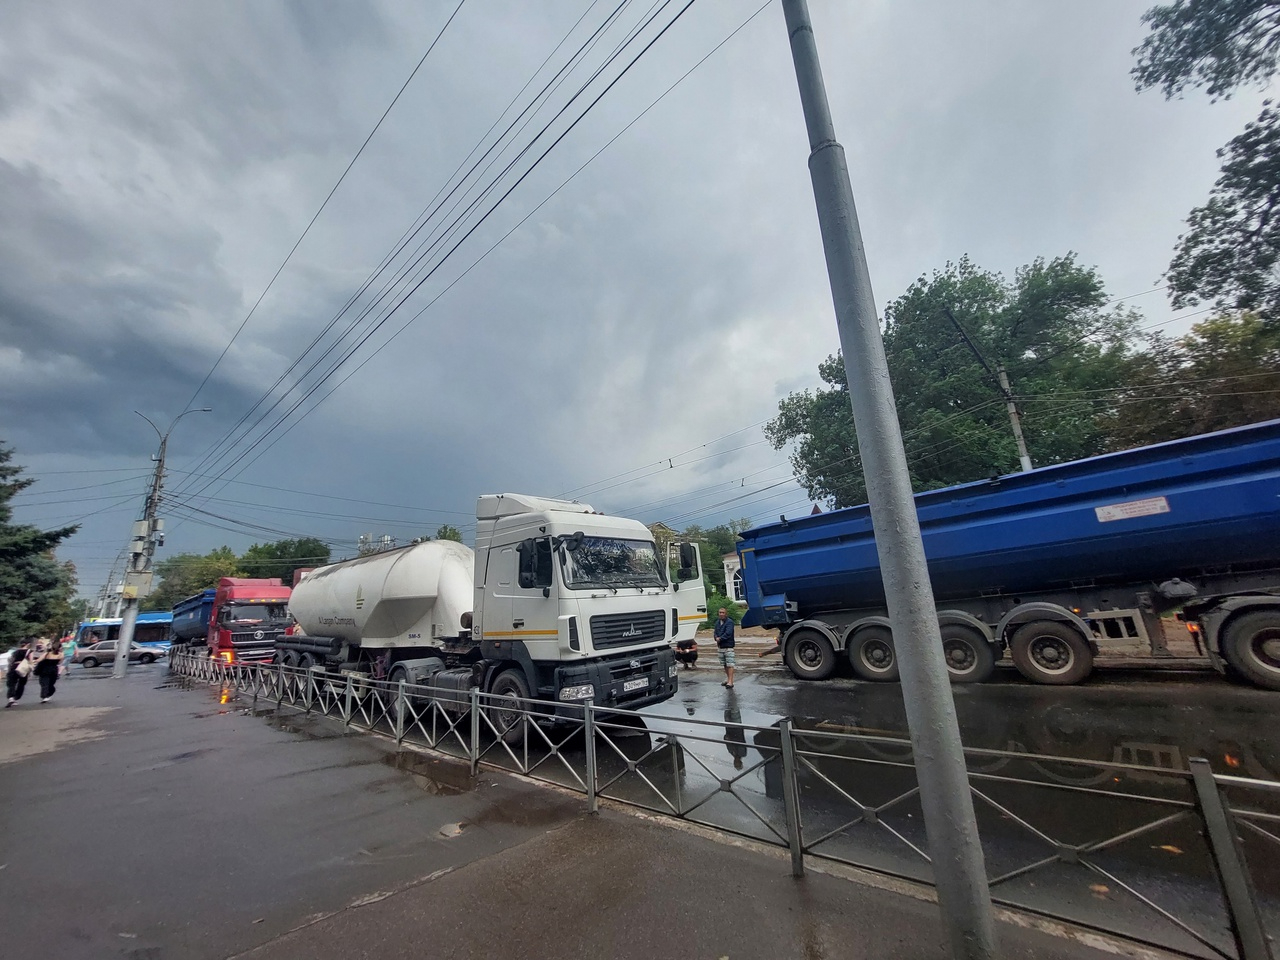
738 420 1280 690
278 492 708 718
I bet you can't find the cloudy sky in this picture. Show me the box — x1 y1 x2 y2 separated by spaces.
2 0 1267 599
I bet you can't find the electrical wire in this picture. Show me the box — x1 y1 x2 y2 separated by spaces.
184 0 469 410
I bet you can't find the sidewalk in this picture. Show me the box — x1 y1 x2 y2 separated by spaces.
0 667 1170 960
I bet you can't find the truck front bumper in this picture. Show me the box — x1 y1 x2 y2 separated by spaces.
554 646 677 716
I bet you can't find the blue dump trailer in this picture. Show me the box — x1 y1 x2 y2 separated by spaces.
170 589 217 643
738 420 1280 690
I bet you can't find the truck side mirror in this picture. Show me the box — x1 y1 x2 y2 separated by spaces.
679 543 697 569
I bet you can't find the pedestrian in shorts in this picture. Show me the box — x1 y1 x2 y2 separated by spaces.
714 607 735 688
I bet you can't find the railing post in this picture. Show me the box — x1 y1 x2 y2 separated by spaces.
779 719 806 878
276 663 285 711
469 686 481 775
584 704 598 814
343 674 354 728
304 667 314 715
670 733 683 816
395 680 407 744
1189 758 1275 960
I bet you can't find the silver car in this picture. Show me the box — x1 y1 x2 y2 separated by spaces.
74 641 167 668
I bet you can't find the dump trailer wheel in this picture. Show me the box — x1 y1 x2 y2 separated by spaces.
847 627 900 682
784 629 837 681
488 669 531 744
1010 621 1093 685
1221 611 1280 691
940 625 995 683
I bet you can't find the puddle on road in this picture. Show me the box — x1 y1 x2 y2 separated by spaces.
384 749 474 795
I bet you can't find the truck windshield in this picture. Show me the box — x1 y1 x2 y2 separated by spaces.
560 538 666 590
228 603 288 623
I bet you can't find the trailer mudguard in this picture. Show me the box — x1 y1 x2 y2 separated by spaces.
996 602 1093 648
782 619 841 652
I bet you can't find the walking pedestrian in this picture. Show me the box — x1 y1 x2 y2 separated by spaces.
714 607 736 688
32 637 63 703
60 634 78 678
6 639 34 707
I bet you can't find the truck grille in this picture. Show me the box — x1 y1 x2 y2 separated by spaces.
589 611 665 649
231 630 284 646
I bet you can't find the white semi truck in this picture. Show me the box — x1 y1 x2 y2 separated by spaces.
277 493 707 718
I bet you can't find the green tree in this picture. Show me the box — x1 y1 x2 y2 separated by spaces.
1104 312 1280 447
434 525 463 543
38 560 89 638
238 537 331 585
1134 2 1280 318
0 443 79 643
142 546 244 612
767 256 1142 507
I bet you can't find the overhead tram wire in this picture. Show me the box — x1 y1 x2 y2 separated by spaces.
170 0 678 505
182 0 469 413
174 0 716 508
199 0 766 500
171 0 637 494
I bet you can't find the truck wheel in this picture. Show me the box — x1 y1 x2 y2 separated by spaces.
298 653 318 670
784 629 837 681
847 627 900 682
1010 621 1093 685
488 670 530 744
1221 611 1280 691
940 625 995 683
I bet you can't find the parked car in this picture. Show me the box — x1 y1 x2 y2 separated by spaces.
75 641 167 668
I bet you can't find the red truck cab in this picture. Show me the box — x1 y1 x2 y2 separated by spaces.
208 577 293 663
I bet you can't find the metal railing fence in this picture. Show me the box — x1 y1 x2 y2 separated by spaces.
168 652 1278 960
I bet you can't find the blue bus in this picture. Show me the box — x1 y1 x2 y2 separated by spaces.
75 612 173 648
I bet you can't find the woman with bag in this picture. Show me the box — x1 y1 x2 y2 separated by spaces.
6 638 34 707
32 637 63 703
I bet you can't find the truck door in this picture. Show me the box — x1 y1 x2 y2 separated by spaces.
670 541 707 643
512 536 558 659
481 545 517 644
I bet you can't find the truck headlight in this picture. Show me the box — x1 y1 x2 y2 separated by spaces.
668 664 678 679
558 684 595 702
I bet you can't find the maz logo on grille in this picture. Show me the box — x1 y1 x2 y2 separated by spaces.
621 625 642 638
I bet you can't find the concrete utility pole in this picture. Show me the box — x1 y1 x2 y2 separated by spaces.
996 365 1033 473
942 307 1033 473
114 408 211 679
779 3 998 957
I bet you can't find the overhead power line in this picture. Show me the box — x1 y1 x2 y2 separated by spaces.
185 0 469 410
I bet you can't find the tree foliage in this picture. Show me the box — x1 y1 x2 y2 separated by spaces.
1166 105 1280 317
239 537 331 585
434 524 463 543
1134 2 1280 319
1105 312 1280 447
767 256 1142 507
142 546 244 612
1133 0 1280 100
0 443 79 643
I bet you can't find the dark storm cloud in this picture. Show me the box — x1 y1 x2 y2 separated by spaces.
2 0 1271 595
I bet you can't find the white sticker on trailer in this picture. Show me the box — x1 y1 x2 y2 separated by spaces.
1094 496 1170 523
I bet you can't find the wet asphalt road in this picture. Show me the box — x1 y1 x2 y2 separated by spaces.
657 655 1280 782
0 664 1140 960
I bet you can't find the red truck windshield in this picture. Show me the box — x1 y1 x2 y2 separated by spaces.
227 603 289 623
